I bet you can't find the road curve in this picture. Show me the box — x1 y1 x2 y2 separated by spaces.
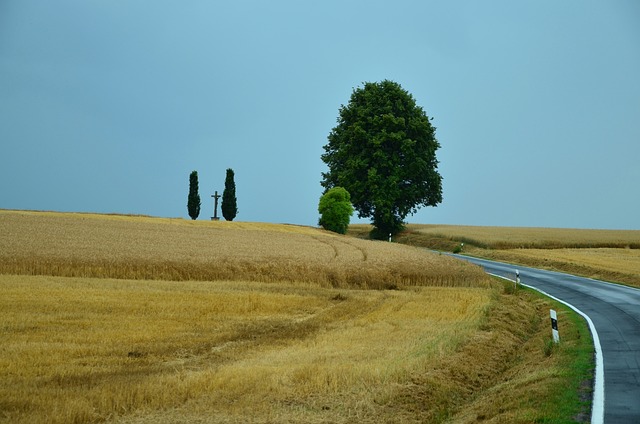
453 254 640 424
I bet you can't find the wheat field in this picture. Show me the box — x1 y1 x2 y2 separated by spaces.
0 210 497 423
0 211 487 289
0 211 593 423
403 224 640 249
0 275 494 423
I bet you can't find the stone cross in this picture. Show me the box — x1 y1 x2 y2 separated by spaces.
211 191 221 221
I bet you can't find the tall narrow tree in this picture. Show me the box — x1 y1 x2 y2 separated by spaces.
187 170 201 220
221 168 238 221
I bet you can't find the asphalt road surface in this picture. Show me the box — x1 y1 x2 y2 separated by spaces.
453 254 640 424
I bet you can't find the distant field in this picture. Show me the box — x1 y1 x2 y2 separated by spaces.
350 224 640 287
0 211 592 423
418 224 640 249
351 223 640 249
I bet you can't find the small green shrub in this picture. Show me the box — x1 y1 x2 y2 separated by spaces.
318 187 354 234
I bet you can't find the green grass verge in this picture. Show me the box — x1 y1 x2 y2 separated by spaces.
522 285 594 423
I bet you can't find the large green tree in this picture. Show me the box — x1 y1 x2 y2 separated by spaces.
221 168 238 221
187 170 201 220
318 187 354 235
321 80 442 238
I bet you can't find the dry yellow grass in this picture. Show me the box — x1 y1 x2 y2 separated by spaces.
1 275 493 423
0 210 488 289
0 275 586 423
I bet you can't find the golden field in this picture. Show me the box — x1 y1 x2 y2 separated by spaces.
0 211 592 423
0 211 487 289
0 275 492 423
398 224 640 250
350 224 640 287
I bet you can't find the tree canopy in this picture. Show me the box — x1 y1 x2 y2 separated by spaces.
321 80 442 238
318 187 354 234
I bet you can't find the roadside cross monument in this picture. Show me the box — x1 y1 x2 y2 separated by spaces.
211 191 221 221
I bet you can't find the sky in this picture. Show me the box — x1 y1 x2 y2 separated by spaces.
1 1 639 230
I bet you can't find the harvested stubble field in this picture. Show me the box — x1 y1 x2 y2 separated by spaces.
351 224 640 287
0 211 592 423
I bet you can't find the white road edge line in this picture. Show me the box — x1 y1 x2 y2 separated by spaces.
488 272 605 424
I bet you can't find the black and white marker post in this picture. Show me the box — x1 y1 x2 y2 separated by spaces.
550 309 560 343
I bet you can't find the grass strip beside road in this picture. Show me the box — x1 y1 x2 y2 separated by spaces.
448 280 594 423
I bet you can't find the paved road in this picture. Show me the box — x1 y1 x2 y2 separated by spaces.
453 254 640 424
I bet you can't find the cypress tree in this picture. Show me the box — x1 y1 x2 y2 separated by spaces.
187 170 201 220
221 168 238 221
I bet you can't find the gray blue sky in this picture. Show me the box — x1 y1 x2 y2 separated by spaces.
1 1 639 229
